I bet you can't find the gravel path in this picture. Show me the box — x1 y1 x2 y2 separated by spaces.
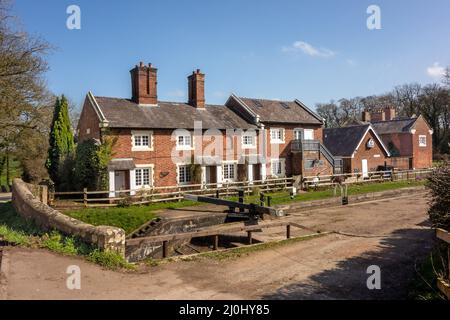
0 194 433 300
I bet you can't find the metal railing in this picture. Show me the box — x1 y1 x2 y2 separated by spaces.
291 139 343 174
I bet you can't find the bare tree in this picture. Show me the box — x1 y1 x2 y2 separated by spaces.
0 0 54 183
393 83 422 117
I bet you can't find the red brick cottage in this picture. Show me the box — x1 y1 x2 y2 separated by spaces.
364 108 433 170
77 62 345 194
323 124 390 176
225 95 343 177
77 63 259 196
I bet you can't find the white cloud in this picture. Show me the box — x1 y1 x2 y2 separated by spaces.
167 89 185 98
282 41 336 58
346 59 357 67
427 62 445 79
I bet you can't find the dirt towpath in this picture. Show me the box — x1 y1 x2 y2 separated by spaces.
0 194 433 300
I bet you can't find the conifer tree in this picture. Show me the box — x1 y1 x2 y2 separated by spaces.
46 95 75 186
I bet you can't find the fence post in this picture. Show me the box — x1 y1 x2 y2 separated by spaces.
247 231 253 245
162 241 168 258
213 235 219 251
238 189 245 213
286 224 291 239
83 188 88 207
267 196 272 207
259 193 265 206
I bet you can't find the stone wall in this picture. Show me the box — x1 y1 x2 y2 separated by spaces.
11 179 126 256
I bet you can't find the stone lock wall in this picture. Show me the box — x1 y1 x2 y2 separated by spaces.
11 179 126 256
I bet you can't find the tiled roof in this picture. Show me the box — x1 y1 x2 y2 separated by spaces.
94 96 256 130
371 118 417 134
323 124 371 157
238 97 323 125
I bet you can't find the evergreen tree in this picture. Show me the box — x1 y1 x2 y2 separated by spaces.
46 95 75 186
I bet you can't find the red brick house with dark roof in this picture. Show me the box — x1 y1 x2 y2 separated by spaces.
77 62 346 194
323 124 390 175
77 63 260 196
225 95 343 178
364 108 433 170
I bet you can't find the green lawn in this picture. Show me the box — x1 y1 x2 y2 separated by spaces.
235 179 426 206
65 200 200 234
65 179 425 234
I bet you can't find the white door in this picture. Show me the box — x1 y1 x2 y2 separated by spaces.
114 171 126 191
362 159 368 178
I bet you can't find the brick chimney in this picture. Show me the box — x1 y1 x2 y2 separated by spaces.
362 110 371 122
384 106 396 121
130 62 158 105
188 69 205 108
370 109 385 122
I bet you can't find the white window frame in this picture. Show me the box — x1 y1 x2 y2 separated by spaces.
294 128 303 141
177 164 192 185
176 133 194 150
135 164 154 188
241 133 256 149
304 129 314 140
270 158 286 178
222 161 238 182
131 130 153 151
419 135 427 147
270 128 285 144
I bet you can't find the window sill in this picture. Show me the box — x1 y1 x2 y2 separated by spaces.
132 147 153 152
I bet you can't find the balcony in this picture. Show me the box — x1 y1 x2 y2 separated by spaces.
291 139 320 152
291 139 343 174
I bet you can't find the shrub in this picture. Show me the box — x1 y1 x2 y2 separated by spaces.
88 249 134 270
426 164 450 230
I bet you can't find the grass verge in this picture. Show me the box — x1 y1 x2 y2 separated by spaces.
0 202 133 270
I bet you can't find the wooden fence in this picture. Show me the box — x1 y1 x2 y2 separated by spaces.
49 168 433 208
302 169 433 188
50 177 294 208
436 228 450 300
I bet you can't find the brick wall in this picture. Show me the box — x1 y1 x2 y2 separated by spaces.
411 117 433 169
265 124 324 177
350 130 388 173
77 98 101 142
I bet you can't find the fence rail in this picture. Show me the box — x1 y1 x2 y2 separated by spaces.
49 168 434 208
302 169 433 188
50 177 294 208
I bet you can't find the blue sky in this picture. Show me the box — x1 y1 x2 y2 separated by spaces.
12 0 450 110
